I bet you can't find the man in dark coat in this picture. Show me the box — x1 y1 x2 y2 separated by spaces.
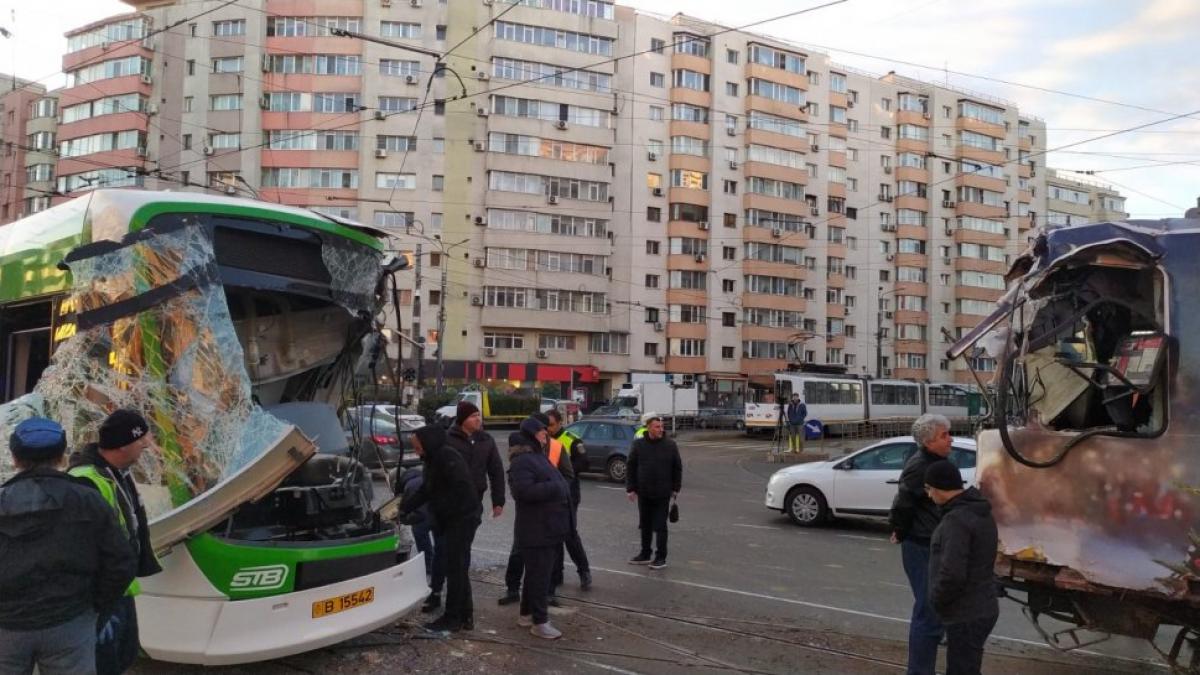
887 413 953 675
506 417 571 639
445 401 505 517
625 415 682 569
400 425 482 633
0 417 136 675
547 409 592 594
784 393 808 453
925 460 999 675
395 467 442 613
69 410 163 675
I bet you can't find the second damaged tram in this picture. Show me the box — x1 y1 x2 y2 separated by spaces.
951 215 1200 670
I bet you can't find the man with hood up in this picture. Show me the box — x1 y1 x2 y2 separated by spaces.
400 424 482 633
924 460 999 675
506 417 571 639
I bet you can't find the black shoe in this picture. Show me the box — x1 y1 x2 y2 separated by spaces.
649 558 667 570
462 616 474 631
423 616 463 633
421 593 441 613
497 590 520 605
579 571 593 591
629 553 652 565
548 595 561 608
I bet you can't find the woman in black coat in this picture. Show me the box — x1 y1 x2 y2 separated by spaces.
507 418 571 639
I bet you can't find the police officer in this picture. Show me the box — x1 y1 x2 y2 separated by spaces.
547 409 592 593
634 411 660 439
0 417 136 675
69 410 163 675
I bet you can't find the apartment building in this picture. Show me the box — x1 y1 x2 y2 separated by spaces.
38 0 1123 403
1045 168 1128 226
0 75 48 222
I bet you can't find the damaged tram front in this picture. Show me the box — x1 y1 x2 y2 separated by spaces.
0 190 426 665
951 215 1200 669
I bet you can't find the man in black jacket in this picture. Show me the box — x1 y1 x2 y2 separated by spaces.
888 413 953 675
507 417 571 639
925 460 999 675
0 417 136 675
548 409 592 594
401 424 483 633
445 401 505 517
69 409 164 675
625 416 682 570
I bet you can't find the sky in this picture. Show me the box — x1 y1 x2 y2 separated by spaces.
1 0 1197 218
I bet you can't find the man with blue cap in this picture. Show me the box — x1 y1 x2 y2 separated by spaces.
0 417 136 675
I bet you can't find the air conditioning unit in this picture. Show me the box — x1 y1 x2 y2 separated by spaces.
375 148 388 159
477 71 490 81
847 101 855 108
647 151 657 161
374 110 387 121
476 107 488 117
811 144 820 152
484 346 496 356
470 295 483 306
694 252 706 263
405 75 417 85
771 228 782 238
923 112 932 120
697 221 709 230
883 166 892 174
474 216 487 226
474 141 486 152
728 160 738 170
653 322 664 332
942 200 955 208
652 187 664 197
140 73 153 85
473 258 485 268
202 145 214 156
726 127 736 136
224 185 238 195
136 146 148 158
259 94 271 110
547 195 559 205
410 0 422 6
146 103 159 115
654 355 665 364
536 349 549 359
945 227 954 236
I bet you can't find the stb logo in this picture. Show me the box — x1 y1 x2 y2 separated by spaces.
229 564 289 591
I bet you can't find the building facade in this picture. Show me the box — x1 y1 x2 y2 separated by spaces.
0 75 48 222
1045 168 1128 226
25 0 1126 403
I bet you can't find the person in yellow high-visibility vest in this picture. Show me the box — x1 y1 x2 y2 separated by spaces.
634 411 660 439
546 409 592 594
69 410 163 675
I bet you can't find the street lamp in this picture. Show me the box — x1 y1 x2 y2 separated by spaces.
875 285 901 378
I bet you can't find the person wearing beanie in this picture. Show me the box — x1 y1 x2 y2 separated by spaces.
400 423 483 633
0 417 136 675
68 409 162 675
625 415 682 570
435 400 503 616
925 460 999 675
505 417 570 639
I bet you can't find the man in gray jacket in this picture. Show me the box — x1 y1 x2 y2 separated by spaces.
0 418 136 675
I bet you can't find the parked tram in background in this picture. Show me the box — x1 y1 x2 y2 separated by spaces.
743 372 984 436
950 212 1200 671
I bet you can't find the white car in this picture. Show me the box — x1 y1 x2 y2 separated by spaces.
764 436 978 526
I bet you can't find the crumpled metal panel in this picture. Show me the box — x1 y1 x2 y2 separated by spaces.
0 225 287 518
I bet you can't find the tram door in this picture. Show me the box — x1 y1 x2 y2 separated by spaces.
1 301 54 402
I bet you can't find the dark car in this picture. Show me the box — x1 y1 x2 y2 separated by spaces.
563 419 639 483
266 401 393 474
343 411 419 470
695 408 745 430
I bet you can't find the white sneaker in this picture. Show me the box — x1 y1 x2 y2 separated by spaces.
517 614 533 627
531 622 562 640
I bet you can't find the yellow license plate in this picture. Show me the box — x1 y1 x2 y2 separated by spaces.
312 587 375 619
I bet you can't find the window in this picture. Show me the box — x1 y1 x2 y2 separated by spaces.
68 56 149 86
724 212 737 228
645 274 659 288
492 57 611 93
723 246 736 261
212 56 243 73
743 341 789 360
671 103 709 123
749 79 804 105
958 101 1004 125
646 307 660 323
538 335 576 351
722 279 736 293
669 271 707 290
381 21 422 38
644 343 660 357
727 49 739 64
210 133 240 149
484 332 525 350
670 169 708 189
725 81 739 96
749 44 804 73
432 175 444 191
650 38 665 53
209 94 242 111
375 211 413 229
673 33 709 57
436 25 447 40
590 333 629 354
182 134 192 150
376 172 416 190
649 106 664 121
647 206 661 222
669 339 706 357
379 59 420 77
650 72 665 88
646 240 660 255
723 180 737 195
672 69 710 91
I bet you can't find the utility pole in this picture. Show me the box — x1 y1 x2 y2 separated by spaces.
412 243 424 389
435 256 448 393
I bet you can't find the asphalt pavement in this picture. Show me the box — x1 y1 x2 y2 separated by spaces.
135 429 1167 674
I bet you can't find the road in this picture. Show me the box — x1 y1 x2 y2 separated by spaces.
136 429 1166 674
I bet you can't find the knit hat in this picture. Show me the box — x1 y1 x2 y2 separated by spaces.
414 424 446 454
924 460 964 490
531 412 550 426
520 416 546 438
10 417 67 461
98 409 150 450
455 400 480 426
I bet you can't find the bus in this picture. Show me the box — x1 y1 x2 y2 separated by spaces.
0 190 425 665
744 372 983 435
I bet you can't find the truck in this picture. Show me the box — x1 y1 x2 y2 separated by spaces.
614 381 699 417
435 385 552 426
